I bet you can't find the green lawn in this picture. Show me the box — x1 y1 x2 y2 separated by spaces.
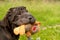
0 1 60 40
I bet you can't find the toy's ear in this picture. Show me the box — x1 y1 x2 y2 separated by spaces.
35 21 40 26
35 21 40 24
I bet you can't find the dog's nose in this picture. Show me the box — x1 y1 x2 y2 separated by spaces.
28 16 35 24
29 17 32 20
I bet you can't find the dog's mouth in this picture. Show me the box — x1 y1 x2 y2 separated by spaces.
13 21 40 36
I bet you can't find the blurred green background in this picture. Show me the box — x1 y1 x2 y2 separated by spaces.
0 0 60 40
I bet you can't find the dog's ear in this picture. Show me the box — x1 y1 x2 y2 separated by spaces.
2 8 14 27
1 8 14 27
9 7 17 12
8 7 16 15
19 6 28 12
7 7 17 22
18 6 26 10
9 8 13 12
1 7 16 27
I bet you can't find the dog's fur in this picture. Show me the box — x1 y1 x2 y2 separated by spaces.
0 6 35 40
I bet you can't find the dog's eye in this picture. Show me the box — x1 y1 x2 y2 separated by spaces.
8 14 11 17
8 15 11 17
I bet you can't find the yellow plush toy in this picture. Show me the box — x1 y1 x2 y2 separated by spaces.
13 25 25 35
13 21 40 37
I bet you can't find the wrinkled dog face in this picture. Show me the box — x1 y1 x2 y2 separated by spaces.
7 6 35 27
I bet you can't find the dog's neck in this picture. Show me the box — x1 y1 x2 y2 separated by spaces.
0 19 19 40
6 20 19 40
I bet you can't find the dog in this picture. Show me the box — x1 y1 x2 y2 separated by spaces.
0 6 36 40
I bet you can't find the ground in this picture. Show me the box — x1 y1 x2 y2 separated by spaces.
0 1 60 40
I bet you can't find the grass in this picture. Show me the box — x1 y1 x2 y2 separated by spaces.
0 1 60 40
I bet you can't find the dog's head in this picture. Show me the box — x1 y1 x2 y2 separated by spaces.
7 6 35 26
3 6 36 35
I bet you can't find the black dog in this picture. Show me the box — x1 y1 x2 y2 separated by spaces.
0 6 35 40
